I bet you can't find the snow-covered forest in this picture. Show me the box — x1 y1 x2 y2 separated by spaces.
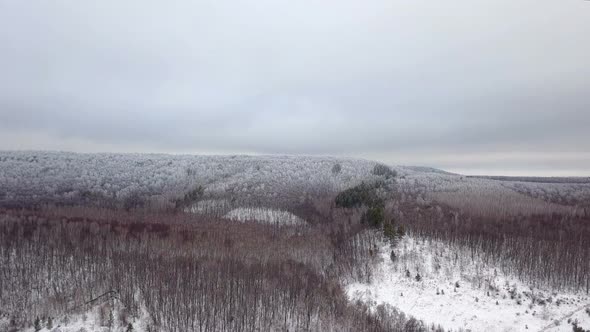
0 151 377 210
1 151 590 332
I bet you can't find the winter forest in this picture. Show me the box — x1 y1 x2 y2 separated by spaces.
1 151 590 332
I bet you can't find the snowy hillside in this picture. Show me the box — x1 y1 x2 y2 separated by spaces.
0 151 383 209
1 299 152 332
347 236 590 332
2 151 588 213
396 168 589 218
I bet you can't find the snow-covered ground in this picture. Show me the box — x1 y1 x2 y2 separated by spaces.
12 301 152 332
346 236 590 332
185 198 231 215
224 207 306 225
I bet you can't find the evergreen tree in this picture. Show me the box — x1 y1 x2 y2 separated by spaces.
34 317 42 332
372 164 397 179
383 220 396 242
331 163 342 175
365 206 384 228
397 225 406 238
572 322 589 332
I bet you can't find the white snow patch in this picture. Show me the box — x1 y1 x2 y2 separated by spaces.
542 306 590 332
20 301 152 332
346 236 590 332
185 199 231 215
224 207 306 226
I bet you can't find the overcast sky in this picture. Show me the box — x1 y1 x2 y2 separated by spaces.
1 0 589 176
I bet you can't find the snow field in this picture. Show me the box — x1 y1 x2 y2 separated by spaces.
346 236 590 332
223 207 306 226
17 301 152 332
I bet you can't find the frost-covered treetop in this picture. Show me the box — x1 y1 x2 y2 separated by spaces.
0 151 396 207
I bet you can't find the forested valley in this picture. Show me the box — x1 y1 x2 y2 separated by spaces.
1 152 589 332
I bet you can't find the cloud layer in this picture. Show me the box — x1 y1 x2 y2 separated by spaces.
1 0 589 175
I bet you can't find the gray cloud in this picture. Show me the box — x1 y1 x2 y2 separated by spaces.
1 0 589 175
